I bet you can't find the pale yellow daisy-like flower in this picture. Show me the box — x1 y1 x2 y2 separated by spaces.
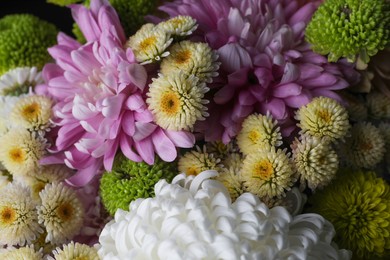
236 112 282 155
291 134 338 191
37 182 84 245
157 15 198 37
0 95 21 136
0 67 43 96
160 40 220 83
205 140 237 159
241 146 295 198
216 153 245 201
296 96 350 141
0 183 42 246
147 73 209 131
0 245 43 260
0 129 47 176
51 241 99 260
126 23 173 64
11 95 53 131
0 169 11 190
366 91 390 119
178 146 223 176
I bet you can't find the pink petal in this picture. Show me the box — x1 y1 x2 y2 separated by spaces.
66 161 102 187
120 135 142 162
122 111 136 136
103 139 119 171
133 122 157 141
280 63 300 84
134 137 155 165
152 129 177 162
125 93 146 111
102 94 125 119
284 93 311 108
164 130 195 148
273 83 302 98
217 43 252 73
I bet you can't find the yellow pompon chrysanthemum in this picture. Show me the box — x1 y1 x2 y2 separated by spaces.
296 96 350 141
0 245 43 260
126 23 172 64
236 112 282 155
216 153 244 201
178 146 223 176
241 146 295 198
308 169 390 260
160 40 220 83
11 95 53 131
147 73 209 131
0 129 47 176
157 15 198 37
366 91 390 119
291 134 338 191
205 140 237 159
0 67 43 96
52 241 99 260
339 122 385 169
0 183 42 246
37 182 84 245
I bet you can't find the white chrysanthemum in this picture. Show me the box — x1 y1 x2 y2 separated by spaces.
178 146 223 176
0 67 43 96
0 129 47 176
292 135 339 191
147 73 209 130
0 183 42 246
160 41 220 83
296 96 350 141
0 170 11 190
0 245 43 260
126 23 173 64
157 15 198 36
237 112 282 155
51 242 99 260
0 95 20 136
11 95 53 131
98 171 351 260
37 182 84 245
366 91 390 119
339 122 385 169
241 146 295 198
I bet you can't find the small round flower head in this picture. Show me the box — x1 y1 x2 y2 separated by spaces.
51 241 99 260
340 122 385 169
0 183 42 246
216 153 244 201
236 112 282 155
308 168 390 259
178 146 223 176
296 96 350 141
291 134 339 191
126 23 173 64
0 95 20 136
366 91 390 119
205 140 237 159
339 91 367 122
0 129 47 176
305 0 390 63
147 73 209 131
0 67 43 96
157 15 198 37
0 245 43 260
241 146 295 198
100 154 177 215
379 122 390 163
37 182 84 245
160 40 220 83
11 95 53 131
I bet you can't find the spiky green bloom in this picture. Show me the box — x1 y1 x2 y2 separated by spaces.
100 154 177 215
0 14 58 75
305 0 390 64
308 169 390 260
46 0 82 6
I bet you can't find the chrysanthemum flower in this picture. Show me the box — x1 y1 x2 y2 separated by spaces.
160 41 220 83
51 241 98 260
236 112 282 155
0 169 11 190
0 129 47 176
241 146 295 198
0 95 20 136
178 146 223 175
205 140 237 159
41 0 195 186
308 169 390 259
296 96 350 141
339 91 367 122
379 123 390 164
291 134 338 191
100 154 177 215
366 91 390 119
126 23 172 64
0 67 43 96
147 73 209 131
157 15 198 37
339 122 385 169
0 245 43 260
0 183 42 246
11 95 52 131
37 182 84 244
98 171 351 259
158 0 359 143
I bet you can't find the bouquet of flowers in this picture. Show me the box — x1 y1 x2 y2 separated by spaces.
0 0 389 259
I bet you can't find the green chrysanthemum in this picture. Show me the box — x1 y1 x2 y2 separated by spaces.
100 154 177 215
306 0 390 64
308 169 390 260
46 0 82 6
0 14 58 75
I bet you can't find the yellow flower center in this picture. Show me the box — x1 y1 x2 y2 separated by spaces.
56 202 74 222
74 256 89 260
252 160 274 181
22 102 40 121
0 206 17 225
160 92 181 115
248 130 261 143
186 166 200 176
170 18 184 27
139 36 157 52
8 147 26 164
316 109 332 124
174 50 192 65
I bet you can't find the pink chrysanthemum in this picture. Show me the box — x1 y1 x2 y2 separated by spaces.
39 0 195 186
159 0 359 143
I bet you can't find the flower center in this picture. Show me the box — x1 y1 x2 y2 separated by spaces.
248 130 261 143
9 148 26 163
252 160 274 180
316 109 332 124
139 36 157 52
56 202 74 222
174 50 192 65
186 166 200 176
0 206 17 225
22 102 40 121
160 92 181 115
